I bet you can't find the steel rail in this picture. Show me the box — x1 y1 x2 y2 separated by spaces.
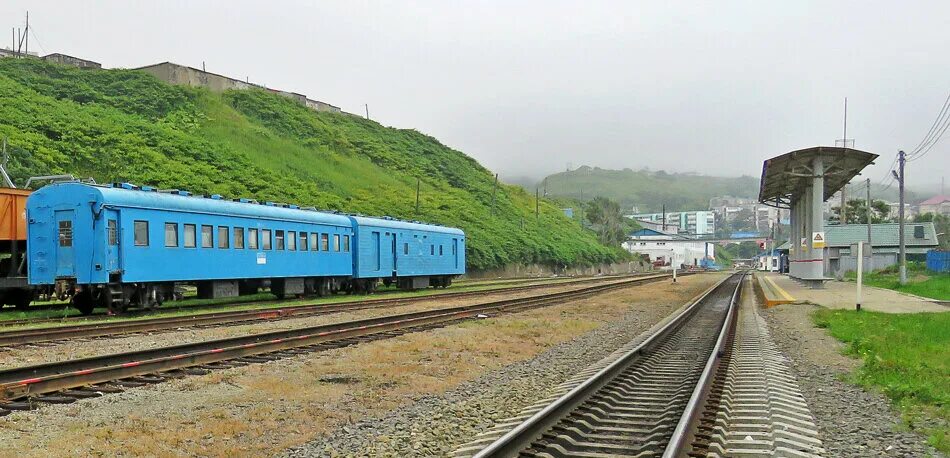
0 274 670 347
662 273 744 457
0 273 651 331
471 272 742 458
0 273 668 402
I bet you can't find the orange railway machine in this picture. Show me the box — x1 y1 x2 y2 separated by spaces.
0 187 32 309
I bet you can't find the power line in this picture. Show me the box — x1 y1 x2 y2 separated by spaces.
908 105 950 162
908 93 950 157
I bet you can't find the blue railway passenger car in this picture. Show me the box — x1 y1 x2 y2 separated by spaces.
26 182 466 314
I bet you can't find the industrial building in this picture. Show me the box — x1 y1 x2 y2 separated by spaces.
134 62 341 113
626 210 715 236
622 228 715 268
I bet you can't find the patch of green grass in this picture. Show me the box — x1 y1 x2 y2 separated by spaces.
812 308 950 452
846 264 950 300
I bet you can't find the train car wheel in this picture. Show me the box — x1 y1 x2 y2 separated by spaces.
72 290 95 316
12 290 33 311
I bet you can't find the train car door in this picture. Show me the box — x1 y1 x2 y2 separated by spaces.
104 210 120 273
390 232 398 276
54 209 75 277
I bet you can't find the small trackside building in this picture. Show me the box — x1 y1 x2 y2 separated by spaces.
348 216 465 290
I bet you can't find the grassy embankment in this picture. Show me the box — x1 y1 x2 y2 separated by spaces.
0 59 627 272
845 263 950 301
813 309 950 452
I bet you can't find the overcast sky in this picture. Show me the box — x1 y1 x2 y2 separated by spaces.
3 1 948 190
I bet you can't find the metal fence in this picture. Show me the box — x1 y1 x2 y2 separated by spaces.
926 250 950 273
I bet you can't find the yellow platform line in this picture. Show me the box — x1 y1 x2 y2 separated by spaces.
763 275 795 303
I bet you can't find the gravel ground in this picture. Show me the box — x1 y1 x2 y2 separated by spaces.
763 303 944 458
285 274 723 457
0 279 630 368
0 273 721 457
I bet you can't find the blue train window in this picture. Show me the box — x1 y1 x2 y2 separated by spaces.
343 235 350 252
248 228 259 249
288 231 296 251
310 233 318 251
439 245 443 256
299 232 308 251
108 220 117 246
218 227 229 249
275 230 285 250
134 221 149 246
234 228 245 249
404 242 409 255
184 224 197 248
320 233 329 251
164 223 178 247
333 234 340 252
262 229 272 250
201 225 213 248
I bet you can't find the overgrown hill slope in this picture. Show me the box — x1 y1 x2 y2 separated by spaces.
0 59 624 270
540 166 760 212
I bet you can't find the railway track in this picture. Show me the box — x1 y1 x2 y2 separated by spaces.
0 272 676 414
456 272 825 457
0 274 648 328
455 272 744 457
0 274 662 347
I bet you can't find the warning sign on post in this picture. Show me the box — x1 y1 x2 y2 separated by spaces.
812 231 826 249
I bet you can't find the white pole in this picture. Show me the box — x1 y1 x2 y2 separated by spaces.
671 249 677 283
856 241 863 311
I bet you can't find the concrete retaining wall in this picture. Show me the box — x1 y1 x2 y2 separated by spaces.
463 260 652 280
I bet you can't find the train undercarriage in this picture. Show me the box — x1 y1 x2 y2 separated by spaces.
60 274 457 315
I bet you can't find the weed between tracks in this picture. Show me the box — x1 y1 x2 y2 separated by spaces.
813 309 950 452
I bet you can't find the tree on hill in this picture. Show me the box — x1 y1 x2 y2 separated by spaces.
831 199 891 224
585 196 628 246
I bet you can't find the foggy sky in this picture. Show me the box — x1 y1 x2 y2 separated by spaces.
2 1 948 189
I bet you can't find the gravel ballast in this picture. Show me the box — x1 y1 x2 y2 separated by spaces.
285 276 720 457
762 303 944 458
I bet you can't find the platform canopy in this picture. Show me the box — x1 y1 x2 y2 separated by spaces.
758 146 878 209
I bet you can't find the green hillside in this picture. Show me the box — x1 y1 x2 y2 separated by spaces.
0 59 625 270
540 166 759 212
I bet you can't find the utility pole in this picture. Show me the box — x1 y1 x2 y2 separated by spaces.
840 183 848 224
489 173 498 216
661 204 666 232
414 178 420 216
894 150 907 285
364 104 369 120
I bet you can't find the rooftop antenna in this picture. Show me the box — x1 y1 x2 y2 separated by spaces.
835 97 855 224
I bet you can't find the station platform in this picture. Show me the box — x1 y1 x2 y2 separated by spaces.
754 271 947 314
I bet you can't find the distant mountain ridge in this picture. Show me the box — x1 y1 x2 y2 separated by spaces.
537 166 759 212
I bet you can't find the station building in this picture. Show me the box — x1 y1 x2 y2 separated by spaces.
622 228 715 268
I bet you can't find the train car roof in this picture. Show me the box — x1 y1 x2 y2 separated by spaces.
349 215 464 235
31 182 353 226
